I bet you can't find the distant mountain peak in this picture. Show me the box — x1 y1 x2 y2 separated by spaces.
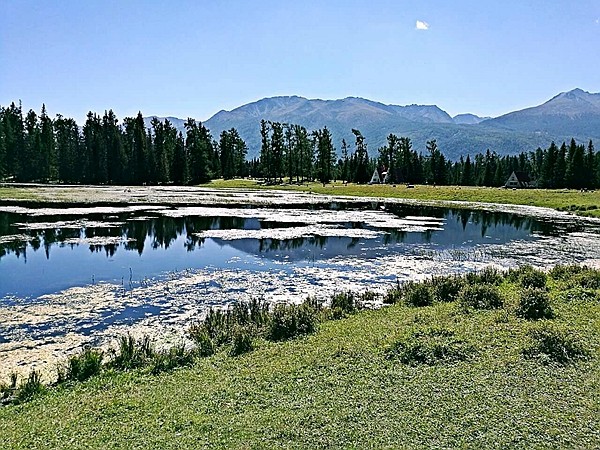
144 88 600 163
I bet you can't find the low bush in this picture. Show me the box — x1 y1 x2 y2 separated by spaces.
189 299 272 347
268 303 317 341
16 370 46 403
522 324 588 365
573 269 600 289
431 276 465 303
403 283 434 307
508 265 547 289
229 327 254 356
458 284 503 310
466 266 503 286
330 291 359 314
516 288 553 320
189 329 216 357
58 347 104 383
555 287 600 303
151 344 195 375
383 287 403 305
0 372 18 403
109 334 155 370
386 328 475 365
549 264 584 281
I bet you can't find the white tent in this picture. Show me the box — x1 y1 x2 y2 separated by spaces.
369 168 381 184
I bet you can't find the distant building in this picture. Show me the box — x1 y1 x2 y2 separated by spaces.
505 171 534 188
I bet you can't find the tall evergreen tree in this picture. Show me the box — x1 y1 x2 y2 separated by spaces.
352 129 370 183
315 127 336 185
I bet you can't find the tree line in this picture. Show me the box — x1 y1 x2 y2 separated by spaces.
1 102 598 189
0 102 247 185
374 134 598 189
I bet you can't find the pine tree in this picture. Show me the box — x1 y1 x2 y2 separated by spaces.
462 154 473 185
37 105 57 181
259 120 271 182
352 129 370 183
315 127 336 185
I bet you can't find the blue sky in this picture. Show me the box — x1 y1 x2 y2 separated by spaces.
1 0 599 123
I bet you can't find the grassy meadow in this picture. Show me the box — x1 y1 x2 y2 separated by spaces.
1 267 599 449
1 181 600 218
203 179 600 217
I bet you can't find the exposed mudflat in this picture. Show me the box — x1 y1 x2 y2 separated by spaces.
2 186 600 381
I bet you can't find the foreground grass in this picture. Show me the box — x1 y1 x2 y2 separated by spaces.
204 179 600 217
1 270 599 449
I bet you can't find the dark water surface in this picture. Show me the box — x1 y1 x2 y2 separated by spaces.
0 202 577 300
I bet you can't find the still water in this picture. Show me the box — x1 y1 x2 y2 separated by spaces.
0 202 582 300
2 199 600 376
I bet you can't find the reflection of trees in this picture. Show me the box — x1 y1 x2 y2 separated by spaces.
0 205 584 262
384 230 407 245
0 212 259 260
448 209 574 238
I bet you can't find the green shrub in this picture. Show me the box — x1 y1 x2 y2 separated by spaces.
549 265 584 281
189 329 216 357
16 370 46 403
431 276 465 303
229 327 254 356
403 283 434 307
189 300 271 347
574 269 600 289
0 372 18 402
458 284 503 310
268 303 317 341
192 308 230 345
522 324 588 365
59 348 104 383
386 328 475 365
516 288 553 320
466 266 503 286
109 334 155 370
383 287 403 304
508 265 547 289
330 291 359 314
303 296 325 312
151 344 195 374
556 287 600 303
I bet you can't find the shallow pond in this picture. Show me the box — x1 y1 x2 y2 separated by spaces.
1 194 600 378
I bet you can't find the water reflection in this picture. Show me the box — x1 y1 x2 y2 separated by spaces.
0 204 577 261
0 203 582 299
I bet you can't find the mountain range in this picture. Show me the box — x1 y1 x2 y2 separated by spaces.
145 88 600 160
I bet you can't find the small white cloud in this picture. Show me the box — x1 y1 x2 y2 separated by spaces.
416 20 430 30
596 17 599 24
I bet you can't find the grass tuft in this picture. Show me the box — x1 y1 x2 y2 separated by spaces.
516 288 553 320
386 327 475 365
522 323 589 365
58 347 104 383
109 334 155 370
229 327 254 356
16 370 46 403
458 284 504 310
267 303 317 341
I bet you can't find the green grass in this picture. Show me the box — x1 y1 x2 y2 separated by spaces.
1 270 599 449
2 180 599 217
203 179 600 217
0 187 42 201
